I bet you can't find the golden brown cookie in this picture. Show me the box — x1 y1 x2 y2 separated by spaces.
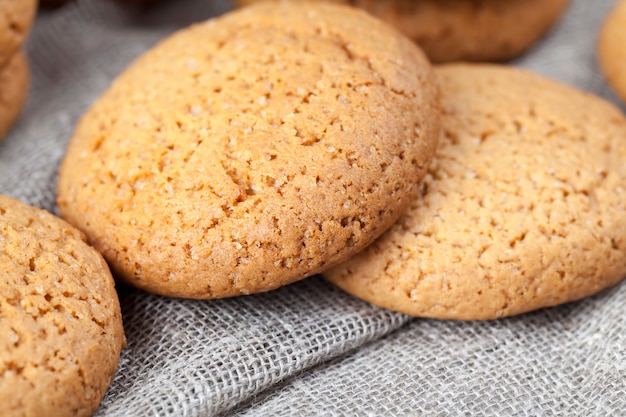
0 51 29 143
0 195 125 417
236 0 571 63
0 0 36 68
598 0 626 105
57 2 440 299
324 64 626 320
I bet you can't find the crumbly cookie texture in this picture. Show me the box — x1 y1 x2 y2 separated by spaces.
57 2 440 299
0 0 36 68
0 195 126 417
0 51 29 143
325 64 626 320
598 0 626 105
236 0 571 63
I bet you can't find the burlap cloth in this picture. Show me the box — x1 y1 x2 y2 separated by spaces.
1 0 624 415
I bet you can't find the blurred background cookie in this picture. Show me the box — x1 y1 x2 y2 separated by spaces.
236 0 571 63
325 64 626 320
598 0 626 105
0 0 35 143
57 2 440 299
0 194 125 417
0 51 29 143
0 0 36 68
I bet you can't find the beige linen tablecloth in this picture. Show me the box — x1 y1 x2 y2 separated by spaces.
1 0 624 415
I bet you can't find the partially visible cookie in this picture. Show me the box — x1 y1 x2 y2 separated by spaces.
57 2 440 299
598 0 626 105
0 0 36 68
324 64 626 320
236 0 570 63
0 195 126 416
0 51 29 143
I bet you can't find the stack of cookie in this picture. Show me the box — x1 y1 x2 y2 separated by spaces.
0 0 35 143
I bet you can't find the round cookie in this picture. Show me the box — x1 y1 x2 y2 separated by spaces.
0 51 29 143
324 64 626 320
236 0 571 63
57 2 440 299
598 0 626 105
0 195 125 417
0 0 36 68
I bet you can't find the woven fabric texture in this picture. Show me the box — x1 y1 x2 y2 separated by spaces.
0 0 624 415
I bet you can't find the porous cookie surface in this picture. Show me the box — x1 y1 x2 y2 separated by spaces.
57 2 440 299
236 0 570 63
0 195 125 417
0 0 36 68
598 0 626 105
324 64 626 320
0 51 29 142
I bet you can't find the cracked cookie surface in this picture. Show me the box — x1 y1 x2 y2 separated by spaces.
324 64 626 320
0 195 125 417
57 2 440 299
236 0 571 63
